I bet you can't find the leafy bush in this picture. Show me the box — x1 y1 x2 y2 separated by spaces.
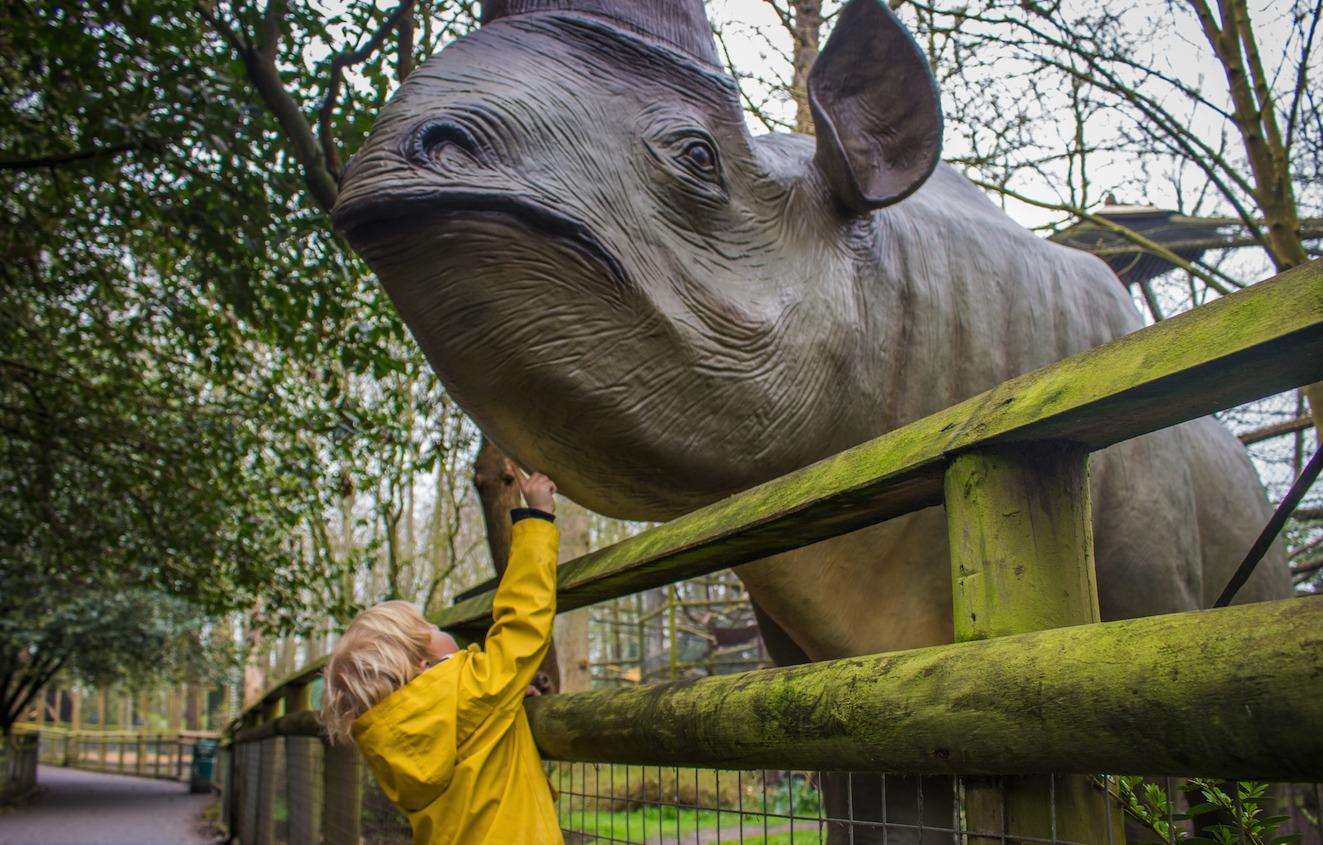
1113 775 1302 845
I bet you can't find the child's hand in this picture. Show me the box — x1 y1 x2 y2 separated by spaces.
517 468 557 515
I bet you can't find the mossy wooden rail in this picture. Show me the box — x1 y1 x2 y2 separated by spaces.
225 259 1323 842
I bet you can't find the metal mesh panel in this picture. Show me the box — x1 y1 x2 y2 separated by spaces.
258 735 284 844
218 745 233 834
219 740 1323 844
283 735 323 844
360 756 413 843
547 764 1323 844
237 741 261 845
323 741 365 845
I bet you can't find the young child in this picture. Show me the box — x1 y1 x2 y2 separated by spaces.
322 469 564 844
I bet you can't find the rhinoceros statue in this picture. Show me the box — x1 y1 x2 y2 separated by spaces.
332 0 1289 835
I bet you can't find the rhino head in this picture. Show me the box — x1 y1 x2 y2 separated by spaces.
332 0 941 520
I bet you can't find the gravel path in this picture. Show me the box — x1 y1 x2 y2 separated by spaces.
0 765 214 845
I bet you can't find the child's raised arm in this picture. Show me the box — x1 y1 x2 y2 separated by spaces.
456 470 559 729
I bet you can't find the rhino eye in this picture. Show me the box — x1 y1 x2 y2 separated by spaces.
412 120 481 168
677 138 718 176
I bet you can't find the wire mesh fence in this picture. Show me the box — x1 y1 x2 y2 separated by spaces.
219 740 1323 844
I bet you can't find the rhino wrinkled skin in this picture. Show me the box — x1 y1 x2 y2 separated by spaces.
333 0 1288 672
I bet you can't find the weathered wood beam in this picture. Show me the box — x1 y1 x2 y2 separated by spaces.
231 658 328 728
434 259 1323 634
232 709 323 744
1239 413 1313 445
946 443 1119 840
526 596 1323 779
946 442 1100 641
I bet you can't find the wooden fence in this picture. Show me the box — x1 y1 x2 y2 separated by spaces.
12 723 218 783
219 259 1323 843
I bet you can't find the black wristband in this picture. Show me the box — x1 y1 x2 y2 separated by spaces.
510 507 555 524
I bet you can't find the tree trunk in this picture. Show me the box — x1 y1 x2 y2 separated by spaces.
555 498 594 692
1306 383 1323 447
242 613 268 709
278 636 299 679
184 684 199 731
472 435 561 693
790 0 823 135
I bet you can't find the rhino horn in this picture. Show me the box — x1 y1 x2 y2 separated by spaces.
480 0 721 69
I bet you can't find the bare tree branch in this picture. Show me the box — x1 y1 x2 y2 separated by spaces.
318 0 418 178
0 142 145 171
970 176 1242 293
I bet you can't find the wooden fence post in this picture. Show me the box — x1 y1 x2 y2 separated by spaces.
945 441 1123 843
66 691 81 767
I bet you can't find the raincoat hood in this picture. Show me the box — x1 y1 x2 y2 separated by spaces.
352 650 473 813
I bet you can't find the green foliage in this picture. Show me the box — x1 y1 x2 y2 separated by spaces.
764 774 822 818
1115 776 1301 845
0 0 481 708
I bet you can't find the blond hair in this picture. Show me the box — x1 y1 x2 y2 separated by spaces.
322 600 434 745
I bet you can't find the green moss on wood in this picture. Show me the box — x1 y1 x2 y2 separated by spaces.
945 442 1099 641
945 442 1113 839
525 597 1323 779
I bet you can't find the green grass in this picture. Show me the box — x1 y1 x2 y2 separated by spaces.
557 805 826 843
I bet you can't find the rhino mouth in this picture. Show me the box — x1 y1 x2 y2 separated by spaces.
331 190 627 289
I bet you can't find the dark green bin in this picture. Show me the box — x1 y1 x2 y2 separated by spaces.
189 739 218 793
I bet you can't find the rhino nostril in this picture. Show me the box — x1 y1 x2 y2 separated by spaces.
410 119 484 168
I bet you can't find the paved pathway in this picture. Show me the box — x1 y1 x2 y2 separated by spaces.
0 766 214 845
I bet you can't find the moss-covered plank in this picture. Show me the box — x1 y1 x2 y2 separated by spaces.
231 656 329 727
946 443 1117 840
945 442 1099 641
525 596 1323 779
232 709 322 744
434 259 1323 634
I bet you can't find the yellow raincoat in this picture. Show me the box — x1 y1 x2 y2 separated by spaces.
353 518 564 844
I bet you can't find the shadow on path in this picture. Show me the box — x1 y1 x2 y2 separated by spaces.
0 765 214 845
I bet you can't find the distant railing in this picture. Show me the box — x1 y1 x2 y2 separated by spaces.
219 259 1323 843
13 723 219 783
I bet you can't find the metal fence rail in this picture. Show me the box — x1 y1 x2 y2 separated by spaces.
219 260 1323 843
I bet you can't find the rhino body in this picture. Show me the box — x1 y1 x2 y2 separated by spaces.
333 4 1289 832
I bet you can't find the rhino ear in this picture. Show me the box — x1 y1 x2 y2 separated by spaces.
808 0 943 214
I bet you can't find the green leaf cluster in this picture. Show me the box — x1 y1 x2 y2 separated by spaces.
1114 775 1302 845
0 0 465 713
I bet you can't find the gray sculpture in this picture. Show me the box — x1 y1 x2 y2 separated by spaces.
333 0 1289 831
